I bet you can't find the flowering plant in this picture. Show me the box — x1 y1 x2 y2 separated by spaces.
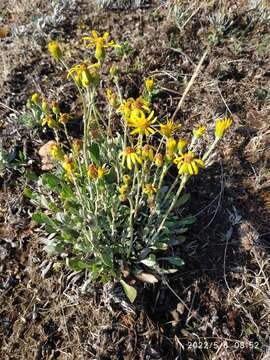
26 31 232 302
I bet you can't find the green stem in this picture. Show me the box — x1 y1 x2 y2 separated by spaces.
127 197 134 258
151 174 188 244
202 138 219 163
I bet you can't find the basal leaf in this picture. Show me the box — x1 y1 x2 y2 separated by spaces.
120 279 137 303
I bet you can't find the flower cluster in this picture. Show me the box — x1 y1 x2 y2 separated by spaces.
28 30 233 302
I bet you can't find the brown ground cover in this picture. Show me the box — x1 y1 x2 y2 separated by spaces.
1 1 270 359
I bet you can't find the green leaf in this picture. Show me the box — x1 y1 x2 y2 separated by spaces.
25 170 38 181
140 254 157 267
120 279 137 303
150 242 168 251
89 143 100 166
100 249 113 267
23 186 33 198
174 193 191 208
168 237 186 246
159 257 185 267
42 173 61 190
67 258 93 271
32 212 58 231
178 216 196 225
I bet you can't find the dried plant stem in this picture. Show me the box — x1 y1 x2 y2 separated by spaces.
172 49 208 121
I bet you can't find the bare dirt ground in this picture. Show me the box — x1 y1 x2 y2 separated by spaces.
1 1 270 359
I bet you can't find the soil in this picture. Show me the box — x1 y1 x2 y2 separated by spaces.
1 1 270 359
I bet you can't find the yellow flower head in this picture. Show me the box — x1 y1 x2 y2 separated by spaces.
119 147 142 170
215 118 232 139
119 184 128 194
174 151 205 176
143 183 157 197
123 174 131 185
97 165 109 179
87 163 98 179
193 124 206 138
132 96 151 113
62 155 76 180
159 119 181 138
105 88 118 108
119 194 127 202
177 139 188 154
141 144 155 161
117 98 134 119
42 115 57 128
72 139 82 155
48 41 62 61
145 77 154 93
128 110 156 136
166 138 177 160
31 93 40 105
166 138 177 153
154 153 164 167
59 113 71 125
83 30 120 62
50 143 64 161
67 63 100 87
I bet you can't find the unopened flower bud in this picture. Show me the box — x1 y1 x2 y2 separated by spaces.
154 153 163 167
48 41 62 61
31 92 40 105
52 101 60 115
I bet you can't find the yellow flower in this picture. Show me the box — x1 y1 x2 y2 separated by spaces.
72 139 82 155
42 115 57 128
215 118 232 139
141 144 155 161
119 184 128 194
83 30 120 62
174 151 205 176
87 163 98 178
48 41 62 61
154 153 164 167
59 113 71 125
62 155 76 180
117 98 134 119
123 174 131 185
119 194 127 202
145 77 154 93
143 183 157 196
119 147 142 170
117 97 151 121
159 119 181 138
31 93 40 105
132 97 151 113
128 110 156 136
166 138 177 153
177 139 187 154
105 88 118 108
193 124 206 138
67 63 100 88
166 138 177 160
97 165 109 179
50 143 64 161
